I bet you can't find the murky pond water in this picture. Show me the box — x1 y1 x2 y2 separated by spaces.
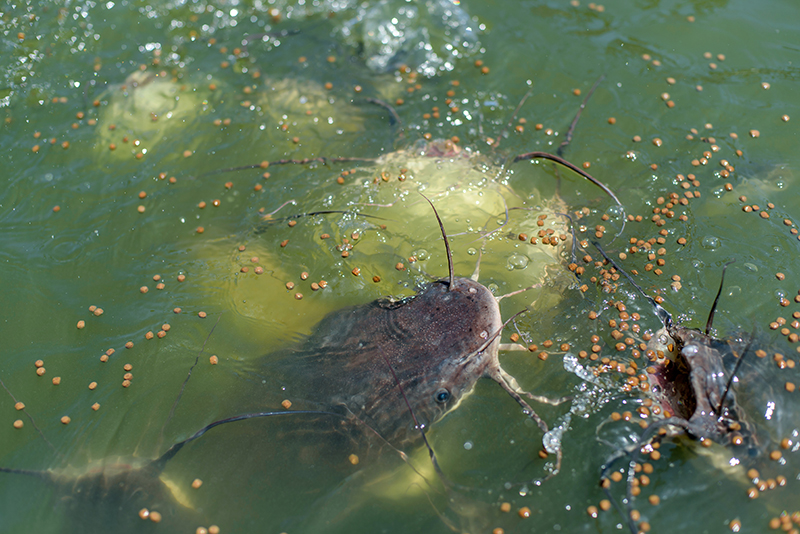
2 0 800 533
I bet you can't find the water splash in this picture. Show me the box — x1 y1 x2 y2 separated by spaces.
339 0 480 75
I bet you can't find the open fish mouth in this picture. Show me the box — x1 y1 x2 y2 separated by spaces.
648 351 697 423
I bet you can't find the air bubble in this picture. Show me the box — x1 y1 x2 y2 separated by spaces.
701 236 720 250
507 253 529 270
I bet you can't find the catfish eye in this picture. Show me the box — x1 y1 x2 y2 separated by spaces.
434 388 450 403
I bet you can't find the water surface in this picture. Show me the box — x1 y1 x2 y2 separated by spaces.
1 0 799 533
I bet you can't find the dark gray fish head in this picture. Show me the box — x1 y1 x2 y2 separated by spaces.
274 276 504 446
648 326 760 452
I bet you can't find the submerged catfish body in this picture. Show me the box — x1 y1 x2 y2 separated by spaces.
270 277 503 445
1 458 201 534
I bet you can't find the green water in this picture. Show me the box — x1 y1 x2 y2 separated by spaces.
1 0 799 533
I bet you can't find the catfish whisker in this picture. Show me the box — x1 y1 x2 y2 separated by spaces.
557 74 606 157
189 156 376 180
158 313 223 451
513 152 626 240
492 87 534 149
0 376 60 457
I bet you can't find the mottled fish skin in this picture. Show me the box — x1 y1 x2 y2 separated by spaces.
268 276 503 446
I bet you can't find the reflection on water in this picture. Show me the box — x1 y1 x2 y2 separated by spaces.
2 0 800 533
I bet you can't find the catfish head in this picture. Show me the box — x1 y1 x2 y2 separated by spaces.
274 275 504 446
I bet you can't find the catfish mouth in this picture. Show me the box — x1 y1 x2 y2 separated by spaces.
648 352 697 423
